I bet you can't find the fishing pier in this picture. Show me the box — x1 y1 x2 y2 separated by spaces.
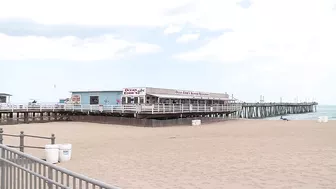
0 102 318 125
238 102 318 119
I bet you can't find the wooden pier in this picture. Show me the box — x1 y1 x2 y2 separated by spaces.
0 102 318 125
0 103 240 125
237 102 318 119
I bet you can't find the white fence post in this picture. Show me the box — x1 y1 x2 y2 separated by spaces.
1 147 5 189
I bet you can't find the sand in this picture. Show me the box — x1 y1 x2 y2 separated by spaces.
1 120 336 189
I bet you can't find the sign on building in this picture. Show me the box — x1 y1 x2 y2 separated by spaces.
175 90 210 96
71 94 81 104
122 88 146 96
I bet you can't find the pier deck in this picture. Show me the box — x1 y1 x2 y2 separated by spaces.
0 103 240 114
0 102 318 125
238 102 318 119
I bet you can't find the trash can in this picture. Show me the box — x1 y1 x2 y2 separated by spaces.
323 116 329 123
45 144 59 164
59 144 72 162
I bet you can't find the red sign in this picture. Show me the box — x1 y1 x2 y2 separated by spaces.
71 95 81 104
123 88 146 96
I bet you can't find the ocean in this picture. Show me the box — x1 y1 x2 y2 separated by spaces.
265 105 336 120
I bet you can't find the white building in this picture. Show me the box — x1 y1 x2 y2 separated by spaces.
121 87 235 105
0 93 11 104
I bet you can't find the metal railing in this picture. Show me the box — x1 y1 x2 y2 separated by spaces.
0 128 55 153
0 103 242 114
0 144 119 189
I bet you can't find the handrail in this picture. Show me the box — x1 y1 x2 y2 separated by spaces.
0 144 120 189
0 103 243 114
0 157 71 189
0 128 55 152
0 133 20 137
0 102 317 115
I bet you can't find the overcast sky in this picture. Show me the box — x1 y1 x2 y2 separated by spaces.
1 0 336 104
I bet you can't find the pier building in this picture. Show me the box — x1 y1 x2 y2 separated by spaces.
70 90 122 105
121 87 235 105
0 93 11 104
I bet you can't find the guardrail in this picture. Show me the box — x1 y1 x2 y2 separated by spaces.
0 144 119 189
0 103 242 114
0 128 55 153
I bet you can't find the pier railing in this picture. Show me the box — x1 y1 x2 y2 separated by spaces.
0 128 55 153
0 103 242 114
0 144 119 189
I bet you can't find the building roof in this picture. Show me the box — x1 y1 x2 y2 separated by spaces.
149 93 231 100
70 90 122 93
0 93 12 96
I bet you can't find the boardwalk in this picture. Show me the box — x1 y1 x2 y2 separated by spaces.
0 103 240 114
0 102 318 125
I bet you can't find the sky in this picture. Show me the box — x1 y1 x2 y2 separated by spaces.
1 0 336 105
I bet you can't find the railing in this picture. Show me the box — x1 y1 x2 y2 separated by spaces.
240 102 318 106
0 128 55 153
0 144 119 189
0 103 242 114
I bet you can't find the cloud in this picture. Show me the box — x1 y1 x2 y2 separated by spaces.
163 25 183 35
173 0 336 67
0 0 192 26
176 33 200 43
0 19 120 38
0 33 161 61
237 0 252 9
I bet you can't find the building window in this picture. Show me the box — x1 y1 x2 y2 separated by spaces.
0 96 6 103
127 97 131 104
90 96 99 105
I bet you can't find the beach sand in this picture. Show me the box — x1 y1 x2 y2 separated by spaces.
1 120 336 189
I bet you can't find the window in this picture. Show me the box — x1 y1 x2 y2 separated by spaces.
90 96 99 105
122 97 126 104
127 97 132 104
0 96 6 103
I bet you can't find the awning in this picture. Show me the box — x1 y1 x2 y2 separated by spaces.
148 94 231 100
0 93 12 96
148 94 192 99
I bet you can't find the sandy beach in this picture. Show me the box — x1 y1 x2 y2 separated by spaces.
1 120 336 189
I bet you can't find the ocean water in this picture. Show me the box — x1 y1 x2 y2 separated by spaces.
265 105 336 120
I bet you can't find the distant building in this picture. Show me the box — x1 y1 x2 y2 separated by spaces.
0 93 11 104
59 98 70 104
69 90 123 105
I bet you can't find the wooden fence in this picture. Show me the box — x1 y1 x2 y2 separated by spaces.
0 128 55 153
